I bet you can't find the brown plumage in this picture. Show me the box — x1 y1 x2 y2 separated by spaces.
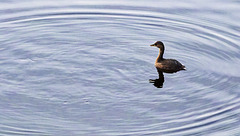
150 41 185 73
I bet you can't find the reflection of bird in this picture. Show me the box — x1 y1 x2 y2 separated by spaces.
150 41 185 73
149 69 164 88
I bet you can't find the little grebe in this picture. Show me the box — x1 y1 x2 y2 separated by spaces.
150 41 185 73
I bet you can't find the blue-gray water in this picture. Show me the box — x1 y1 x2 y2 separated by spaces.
1 0 240 135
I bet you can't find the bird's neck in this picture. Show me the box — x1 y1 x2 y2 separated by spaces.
155 48 164 63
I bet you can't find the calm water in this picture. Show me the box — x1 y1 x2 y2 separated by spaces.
1 0 240 135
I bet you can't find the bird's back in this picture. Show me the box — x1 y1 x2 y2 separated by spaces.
155 59 185 73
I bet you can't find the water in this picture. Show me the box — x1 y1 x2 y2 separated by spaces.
0 0 240 135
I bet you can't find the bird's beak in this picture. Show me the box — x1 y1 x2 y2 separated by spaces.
150 44 155 46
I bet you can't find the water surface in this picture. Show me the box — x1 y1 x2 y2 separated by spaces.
0 0 240 135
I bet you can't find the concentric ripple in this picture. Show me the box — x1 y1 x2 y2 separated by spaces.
0 0 240 135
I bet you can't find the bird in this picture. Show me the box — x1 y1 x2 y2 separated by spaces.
150 41 185 73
